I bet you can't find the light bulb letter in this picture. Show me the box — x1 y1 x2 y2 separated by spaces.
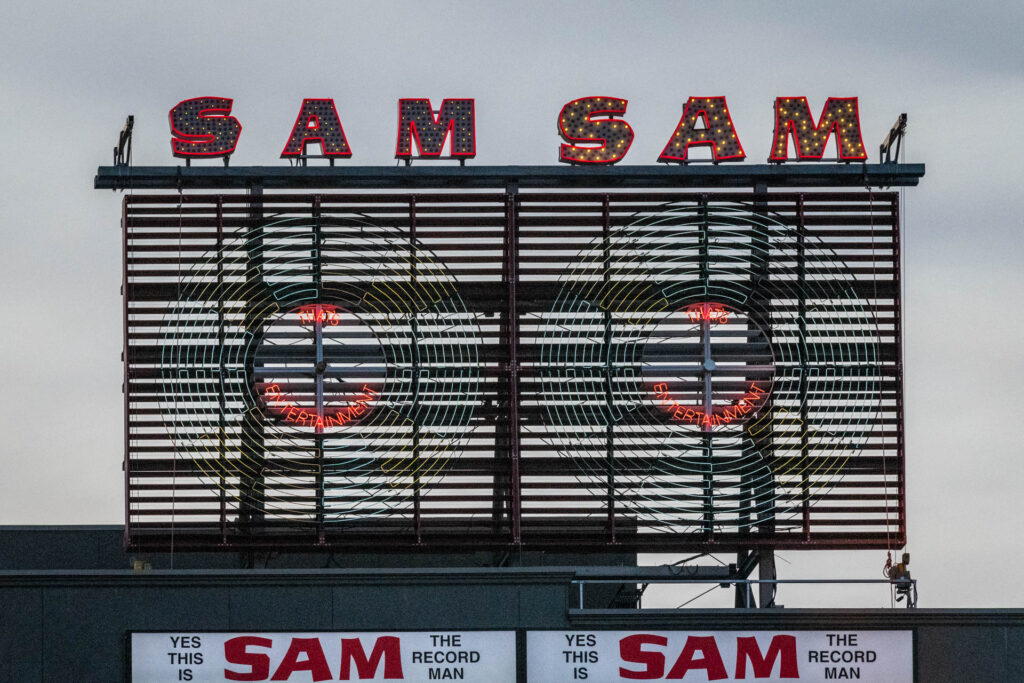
558 96 634 165
395 98 476 158
658 96 745 163
169 97 242 158
281 98 353 158
769 96 867 161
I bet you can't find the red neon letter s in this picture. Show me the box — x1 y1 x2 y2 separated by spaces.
169 97 242 158
619 634 667 679
339 636 404 679
659 97 745 163
665 636 728 680
769 97 867 161
558 97 634 164
281 99 353 159
270 638 332 681
224 636 272 681
735 635 799 678
395 98 476 158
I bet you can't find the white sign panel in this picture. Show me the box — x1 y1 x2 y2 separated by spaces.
131 631 515 682
527 630 913 682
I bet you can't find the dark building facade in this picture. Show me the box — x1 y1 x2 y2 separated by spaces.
1 526 1021 681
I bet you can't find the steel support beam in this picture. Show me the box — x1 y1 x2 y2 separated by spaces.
96 164 926 190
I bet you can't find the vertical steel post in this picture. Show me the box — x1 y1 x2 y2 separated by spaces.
217 196 228 544
758 550 776 608
735 550 756 607
797 194 811 541
312 196 325 543
122 195 132 548
892 195 907 543
698 194 714 535
505 183 522 545
602 195 616 543
746 185 776 602
410 196 423 545
240 182 266 532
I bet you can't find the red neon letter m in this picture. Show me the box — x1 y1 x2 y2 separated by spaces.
735 635 799 678
395 98 476 159
339 636 403 679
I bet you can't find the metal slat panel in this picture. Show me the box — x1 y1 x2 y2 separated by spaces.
122 190 904 552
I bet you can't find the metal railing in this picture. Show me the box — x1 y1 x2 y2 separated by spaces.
572 578 919 610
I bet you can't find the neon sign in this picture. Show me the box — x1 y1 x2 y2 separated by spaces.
684 302 731 324
658 96 745 164
280 98 353 159
643 302 774 429
770 97 867 161
169 97 242 158
654 381 768 428
295 303 341 326
395 98 476 159
557 97 634 165
167 96 868 163
256 304 384 431
263 383 379 430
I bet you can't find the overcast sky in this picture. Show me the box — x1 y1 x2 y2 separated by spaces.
1 1 1021 609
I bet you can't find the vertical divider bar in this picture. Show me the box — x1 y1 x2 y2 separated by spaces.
410 196 423 544
217 196 227 544
602 195 616 543
749 187 775 543
505 184 522 545
241 183 266 532
749 188 776 607
122 195 132 548
313 195 325 543
892 194 906 543
698 194 714 536
794 195 812 540
797 194 811 541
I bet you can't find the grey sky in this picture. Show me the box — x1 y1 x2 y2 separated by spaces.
1 1 1021 608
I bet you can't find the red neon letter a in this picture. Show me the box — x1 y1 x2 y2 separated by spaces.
659 97 745 163
281 98 353 158
339 636 403 679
